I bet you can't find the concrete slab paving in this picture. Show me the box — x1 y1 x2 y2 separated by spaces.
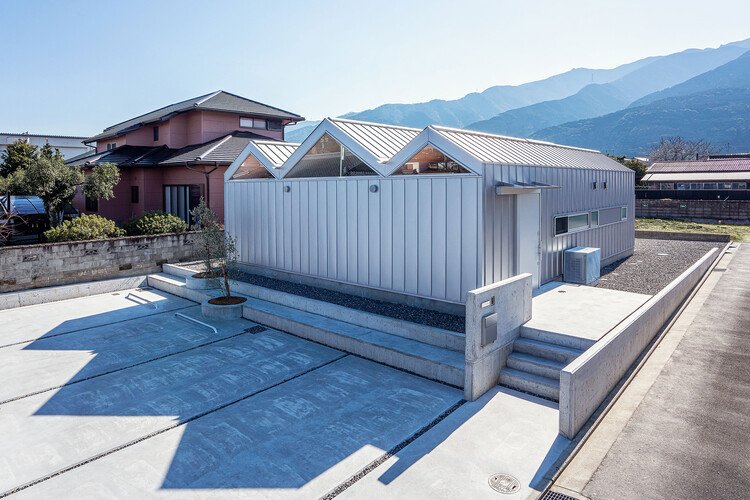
578 244 750 500
339 386 569 500
0 288 193 347
0 328 343 493
527 282 650 343
12 356 463 499
0 304 259 402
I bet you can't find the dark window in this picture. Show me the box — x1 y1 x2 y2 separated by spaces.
554 216 568 236
85 195 98 212
131 186 139 203
267 120 283 131
153 126 159 141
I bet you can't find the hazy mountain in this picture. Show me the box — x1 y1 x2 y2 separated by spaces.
630 49 750 107
531 88 750 156
284 57 659 142
466 40 750 137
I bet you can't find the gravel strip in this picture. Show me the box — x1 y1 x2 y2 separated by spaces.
179 262 466 333
597 238 721 295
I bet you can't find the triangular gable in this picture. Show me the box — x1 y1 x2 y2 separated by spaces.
279 118 389 178
225 141 288 180
385 127 482 176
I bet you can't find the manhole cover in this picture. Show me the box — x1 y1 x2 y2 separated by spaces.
488 473 520 494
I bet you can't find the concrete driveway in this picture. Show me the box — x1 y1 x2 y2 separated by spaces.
0 288 462 498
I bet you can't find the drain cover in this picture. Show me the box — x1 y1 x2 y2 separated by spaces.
488 473 520 494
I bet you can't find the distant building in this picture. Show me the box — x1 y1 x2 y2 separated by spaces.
0 133 90 159
642 155 750 190
67 90 303 223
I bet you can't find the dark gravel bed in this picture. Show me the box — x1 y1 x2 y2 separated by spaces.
180 262 466 333
597 238 722 295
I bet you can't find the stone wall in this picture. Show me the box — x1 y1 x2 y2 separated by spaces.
636 199 750 224
0 232 195 293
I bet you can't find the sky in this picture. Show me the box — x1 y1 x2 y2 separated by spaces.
2 0 750 136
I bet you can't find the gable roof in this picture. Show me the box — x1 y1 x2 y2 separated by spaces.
428 126 630 171
85 91 304 144
224 140 301 181
159 131 271 165
648 158 750 173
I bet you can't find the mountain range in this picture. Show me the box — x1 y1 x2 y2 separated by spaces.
286 37 750 156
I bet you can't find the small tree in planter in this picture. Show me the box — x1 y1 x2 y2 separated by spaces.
189 201 246 317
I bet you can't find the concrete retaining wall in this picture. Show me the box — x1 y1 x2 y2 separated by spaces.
464 273 532 401
0 233 195 293
635 230 730 242
636 199 750 224
558 247 719 438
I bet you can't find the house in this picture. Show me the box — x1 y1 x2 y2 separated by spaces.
223 118 634 307
1 133 90 159
642 153 750 190
67 91 304 223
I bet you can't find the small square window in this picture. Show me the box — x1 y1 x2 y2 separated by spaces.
621 207 627 220
267 120 283 131
131 186 139 203
554 216 568 236
153 126 159 141
240 117 253 128
590 210 599 226
253 118 267 129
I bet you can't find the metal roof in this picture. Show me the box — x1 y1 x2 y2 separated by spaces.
86 91 304 143
430 126 629 171
648 158 750 173
252 141 299 167
643 172 750 182
158 131 271 165
1 133 87 140
330 118 421 162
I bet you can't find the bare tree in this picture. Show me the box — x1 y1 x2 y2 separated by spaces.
648 136 720 162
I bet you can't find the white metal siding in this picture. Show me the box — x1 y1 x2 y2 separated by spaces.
225 176 482 304
483 164 634 284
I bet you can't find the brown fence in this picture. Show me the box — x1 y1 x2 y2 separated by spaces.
636 199 750 224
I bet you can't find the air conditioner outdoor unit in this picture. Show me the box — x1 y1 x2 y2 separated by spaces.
564 247 601 285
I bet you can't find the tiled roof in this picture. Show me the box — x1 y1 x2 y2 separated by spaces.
648 159 750 173
67 131 276 168
86 91 303 143
160 131 271 165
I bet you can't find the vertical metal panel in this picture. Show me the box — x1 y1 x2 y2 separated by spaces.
379 180 393 290
391 179 406 292
403 179 419 295
226 175 484 304
431 178 447 298
417 180 432 296
357 180 369 284
445 179 462 302
482 163 634 285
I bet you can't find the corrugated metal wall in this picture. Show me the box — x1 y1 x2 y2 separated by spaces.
483 164 635 284
225 176 483 304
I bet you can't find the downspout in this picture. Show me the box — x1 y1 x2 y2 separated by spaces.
184 162 219 208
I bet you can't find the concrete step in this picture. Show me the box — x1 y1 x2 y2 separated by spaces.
162 264 465 352
498 367 560 401
148 273 465 387
512 338 583 365
519 326 596 351
242 296 464 387
506 352 566 380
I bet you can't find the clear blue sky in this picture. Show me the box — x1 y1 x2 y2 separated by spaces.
2 0 750 136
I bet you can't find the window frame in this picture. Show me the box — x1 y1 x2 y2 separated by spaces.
555 205 629 237
153 126 159 141
131 186 139 204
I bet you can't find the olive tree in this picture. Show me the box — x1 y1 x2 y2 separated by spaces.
190 200 240 298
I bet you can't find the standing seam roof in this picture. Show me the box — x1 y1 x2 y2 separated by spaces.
331 118 421 162
431 126 628 171
253 142 300 167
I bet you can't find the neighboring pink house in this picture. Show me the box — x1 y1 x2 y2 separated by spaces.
68 91 303 223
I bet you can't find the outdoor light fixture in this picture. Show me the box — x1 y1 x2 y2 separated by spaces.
603 181 608 189
369 185 378 193
285 185 291 192
593 181 598 189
